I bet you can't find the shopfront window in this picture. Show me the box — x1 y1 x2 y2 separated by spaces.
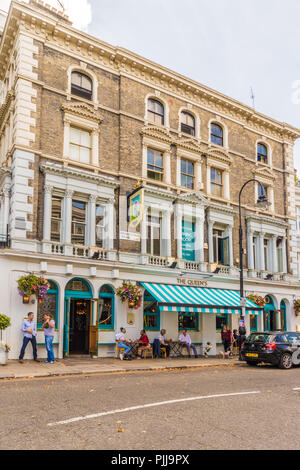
144 291 160 330
178 313 198 330
99 285 114 329
216 314 228 331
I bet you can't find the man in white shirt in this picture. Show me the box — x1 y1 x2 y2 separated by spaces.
178 329 198 358
156 329 170 357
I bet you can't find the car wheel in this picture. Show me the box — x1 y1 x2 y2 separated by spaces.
279 353 293 370
246 361 259 366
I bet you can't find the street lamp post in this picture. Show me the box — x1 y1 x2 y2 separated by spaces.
238 179 270 321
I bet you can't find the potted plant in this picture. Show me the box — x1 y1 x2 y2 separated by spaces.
17 273 50 303
294 299 300 316
0 314 11 366
116 281 142 310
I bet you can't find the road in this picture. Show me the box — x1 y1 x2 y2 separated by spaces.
1 364 300 450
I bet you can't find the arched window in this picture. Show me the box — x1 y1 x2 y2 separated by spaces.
99 285 114 330
181 111 195 136
71 71 93 100
257 143 268 164
147 99 164 125
37 281 58 328
211 123 223 146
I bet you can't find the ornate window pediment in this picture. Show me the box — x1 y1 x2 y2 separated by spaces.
176 190 208 206
206 147 232 166
252 166 275 182
61 102 103 124
175 137 202 155
140 125 172 144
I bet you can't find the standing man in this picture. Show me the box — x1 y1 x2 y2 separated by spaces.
19 312 39 364
43 314 55 364
178 329 198 358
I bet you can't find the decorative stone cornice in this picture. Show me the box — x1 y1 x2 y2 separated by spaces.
207 202 237 216
143 184 175 201
175 137 203 155
40 163 120 188
1 1 300 143
205 146 233 166
61 102 103 124
246 213 289 229
252 166 276 182
175 191 208 206
140 125 172 145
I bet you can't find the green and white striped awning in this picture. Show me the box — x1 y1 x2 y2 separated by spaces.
141 283 263 315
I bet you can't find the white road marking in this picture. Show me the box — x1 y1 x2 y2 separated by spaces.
293 388 300 391
47 390 261 427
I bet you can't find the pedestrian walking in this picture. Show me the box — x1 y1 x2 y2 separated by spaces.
43 314 55 364
19 312 39 363
238 322 247 360
220 325 233 358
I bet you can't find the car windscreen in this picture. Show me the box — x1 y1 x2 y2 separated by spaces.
246 333 272 343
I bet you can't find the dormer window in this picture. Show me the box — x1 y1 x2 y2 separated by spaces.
211 123 223 146
71 71 93 100
181 111 195 136
257 143 268 164
147 99 164 126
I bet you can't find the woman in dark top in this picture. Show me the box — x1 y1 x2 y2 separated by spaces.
221 325 233 355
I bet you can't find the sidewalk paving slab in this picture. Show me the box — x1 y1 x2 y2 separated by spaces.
0 357 242 380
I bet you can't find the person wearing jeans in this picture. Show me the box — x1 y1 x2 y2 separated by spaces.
178 329 198 358
19 312 39 363
115 328 131 360
43 314 55 363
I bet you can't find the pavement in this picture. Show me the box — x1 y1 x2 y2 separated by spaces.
0 356 240 380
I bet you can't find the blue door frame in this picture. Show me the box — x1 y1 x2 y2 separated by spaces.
64 280 94 357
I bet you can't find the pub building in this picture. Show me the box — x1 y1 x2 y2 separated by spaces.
0 1 299 360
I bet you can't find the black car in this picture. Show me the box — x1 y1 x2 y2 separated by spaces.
241 332 300 370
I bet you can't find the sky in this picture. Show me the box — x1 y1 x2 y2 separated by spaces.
2 0 300 172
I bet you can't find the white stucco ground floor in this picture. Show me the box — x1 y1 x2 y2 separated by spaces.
1 251 300 360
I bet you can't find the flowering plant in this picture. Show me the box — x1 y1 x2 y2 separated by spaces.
294 299 300 313
0 343 10 353
116 281 142 310
247 294 266 307
0 314 11 343
17 274 50 301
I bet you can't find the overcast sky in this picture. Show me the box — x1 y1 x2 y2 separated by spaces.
2 0 300 172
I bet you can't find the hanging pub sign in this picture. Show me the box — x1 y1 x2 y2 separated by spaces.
128 186 144 229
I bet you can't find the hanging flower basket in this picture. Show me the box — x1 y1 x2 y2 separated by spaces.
116 281 142 310
17 274 50 303
247 294 266 308
294 299 300 316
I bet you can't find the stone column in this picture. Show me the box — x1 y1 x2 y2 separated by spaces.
195 162 202 191
2 185 10 236
271 235 278 273
175 205 183 260
282 237 287 273
258 232 265 271
141 206 148 255
88 195 96 247
247 230 254 270
91 130 99 166
162 209 171 257
164 152 171 185
224 171 230 200
195 217 204 263
142 144 148 179
105 198 114 251
43 185 53 241
206 164 211 195
227 225 233 266
63 189 73 245
208 220 214 264
63 121 71 159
